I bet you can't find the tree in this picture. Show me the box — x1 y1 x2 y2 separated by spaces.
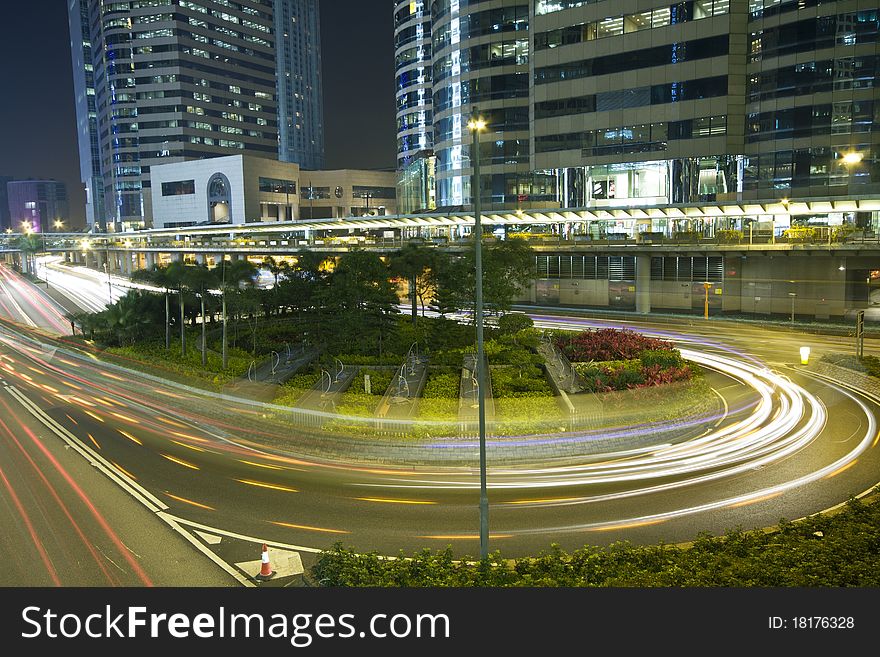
320 250 399 356
390 243 438 324
217 257 257 369
432 237 534 320
182 264 219 366
16 234 41 276
131 264 175 350
262 255 288 287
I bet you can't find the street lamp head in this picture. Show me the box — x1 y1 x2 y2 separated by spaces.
842 151 863 166
467 117 487 132
81 240 91 251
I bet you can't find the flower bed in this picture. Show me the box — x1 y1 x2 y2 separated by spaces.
557 329 693 393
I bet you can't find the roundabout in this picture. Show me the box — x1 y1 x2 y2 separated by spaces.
0 311 878 563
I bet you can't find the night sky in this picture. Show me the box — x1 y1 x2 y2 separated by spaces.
0 1 396 228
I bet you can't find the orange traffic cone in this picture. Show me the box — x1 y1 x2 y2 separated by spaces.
256 543 275 581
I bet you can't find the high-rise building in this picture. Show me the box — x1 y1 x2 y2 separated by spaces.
394 0 434 169
6 180 69 233
407 0 878 211
431 1 535 209
69 0 325 231
275 0 324 170
0 176 12 231
67 0 105 231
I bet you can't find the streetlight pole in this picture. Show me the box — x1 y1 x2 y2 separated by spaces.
789 292 796 324
468 107 489 560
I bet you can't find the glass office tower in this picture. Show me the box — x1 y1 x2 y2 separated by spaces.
276 0 324 170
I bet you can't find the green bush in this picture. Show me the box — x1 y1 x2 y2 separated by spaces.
497 312 534 334
422 370 460 398
639 349 686 369
491 365 553 397
312 494 880 587
347 368 395 395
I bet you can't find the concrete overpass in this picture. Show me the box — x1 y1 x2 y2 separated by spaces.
3 197 879 319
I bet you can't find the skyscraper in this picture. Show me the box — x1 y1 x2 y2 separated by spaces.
405 0 878 211
276 0 324 170
394 0 433 169
69 0 325 231
67 0 105 231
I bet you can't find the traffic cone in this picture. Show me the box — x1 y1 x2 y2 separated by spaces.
255 543 275 581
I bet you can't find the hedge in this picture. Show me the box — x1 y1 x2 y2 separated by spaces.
311 493 880 587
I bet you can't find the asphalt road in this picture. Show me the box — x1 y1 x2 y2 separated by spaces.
0 267 878 585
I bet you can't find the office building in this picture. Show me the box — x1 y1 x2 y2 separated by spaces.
6 180 69 233
405 1 878 211
67 0 105 231
150 154 397 228
0 176 12 231
275 0 325 169
69 1 325 232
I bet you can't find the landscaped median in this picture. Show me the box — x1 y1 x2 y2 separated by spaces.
310 492 880 586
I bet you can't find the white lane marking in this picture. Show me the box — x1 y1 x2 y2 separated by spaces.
166 515 323 554
195 530 223 545
5 384 167 512
5 382 252 587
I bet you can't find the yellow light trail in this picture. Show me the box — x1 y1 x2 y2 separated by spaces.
235 479 297 493
873 432 879 448
239 460 283 470
728 492 782 509
70 395 96 407
153 388 181 399
87 433 101 450
589 519 666 532
63 381 83 391
111 461 137 480
164 492 215 511
504 497 581 506
100 371 124 381
41 384 59 394
169 431 208 443
118 429 142 445
109 411 140 424
355 497 437 505
170 440 206 452
269 521 349 535
82 410 104 423
824 460 856 479
157 416 188 428
419 534 513 540
160 453 200 470
65 414 78 426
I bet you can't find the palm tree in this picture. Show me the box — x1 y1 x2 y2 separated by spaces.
218 257 257 370
164 260 189 356
182 264 219 366
131 264 174 350
262 255 288 287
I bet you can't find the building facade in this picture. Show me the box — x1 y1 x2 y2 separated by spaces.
404 0 878 211
149 154 397 227
395 0 434 169
150 154 299 228
275 0 324 169
6 180 69 233
300 170 399 219
67 0 106 231
69 0 325 232
0 176 12 231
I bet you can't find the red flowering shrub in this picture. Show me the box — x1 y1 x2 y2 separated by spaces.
560 329 692 392
556 328 674 362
